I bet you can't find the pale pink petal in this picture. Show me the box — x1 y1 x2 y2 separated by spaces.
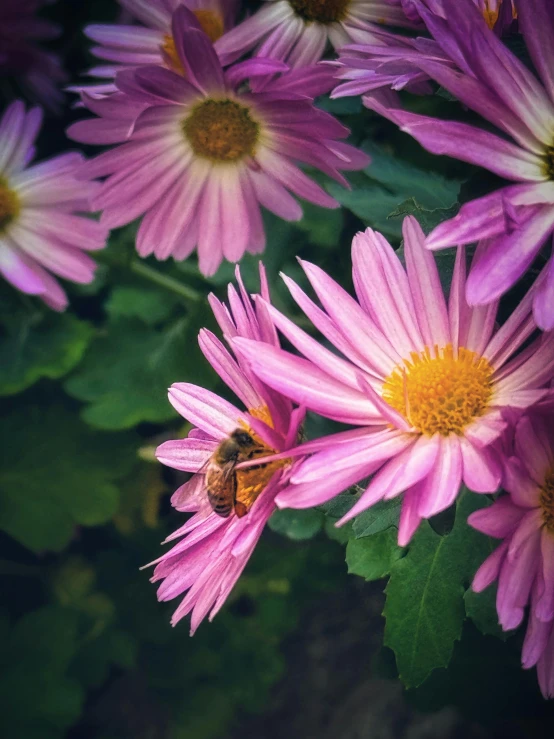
155 437 216 472
168 383 243 438
417 434 463 518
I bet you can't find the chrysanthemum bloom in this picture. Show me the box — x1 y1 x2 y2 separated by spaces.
215 0 415 68
148 266 306 632
352 0 554 330
68 8 368 276
78 0 238 99
233 217 554 546
469 401 554 698
332 0 516 103
0 0 66 110
0 101 107 311
400 0 516 32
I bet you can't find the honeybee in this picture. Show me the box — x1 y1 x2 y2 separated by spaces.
206 429 269 518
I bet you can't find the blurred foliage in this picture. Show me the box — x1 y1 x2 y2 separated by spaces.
1 2 553 738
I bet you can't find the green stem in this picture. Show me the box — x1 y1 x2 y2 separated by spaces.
130 260 202 303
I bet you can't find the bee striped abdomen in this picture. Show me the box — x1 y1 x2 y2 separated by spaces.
206 462 237 518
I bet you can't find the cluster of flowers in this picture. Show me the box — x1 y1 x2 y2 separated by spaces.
1 0 553 699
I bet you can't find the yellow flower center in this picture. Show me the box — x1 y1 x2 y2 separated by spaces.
381 345 494 436
183 99 260 163
235 406 290 514
540 469 554 534
0 179 20 233
288 0 351 23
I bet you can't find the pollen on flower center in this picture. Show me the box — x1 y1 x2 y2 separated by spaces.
183 99 260 163
539 470 554 534
0 179 20 233
288 0 351 24
235 406 289 512
381 345 494 436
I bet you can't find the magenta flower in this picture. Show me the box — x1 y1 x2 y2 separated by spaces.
68 8 368 276
469 401 554 698
77 0 238 99
400 0 516 32
0 0 66 111
0 101 107 311
215 0 415 68
233 217 554 546
148 266 306 632
333 0 516 104
356 0 554 330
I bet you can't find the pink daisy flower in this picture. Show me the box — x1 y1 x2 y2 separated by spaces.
0 0 66 111
469 400 554 698
233 217 554 546
343 0 554 329
0 101 107 311
78 0 238 99
68 7 368 276
215 0 416 68
148 266 306 632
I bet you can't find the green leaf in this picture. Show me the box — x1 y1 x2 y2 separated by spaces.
346 529 403 580
268 508 324 540
323 517 352 544
295 201 343 248
320 490 359 518
317 95 362 115
0 293 92 396
383 491 492 688
0 607 84 737
388 197 459 234
0 400 136 551
326 179 404 238
65 317 191 430
328 143 461 238
320 492 358 544
362 141 461 211
106 285 178 325
464 584 508 641
352 497 402 538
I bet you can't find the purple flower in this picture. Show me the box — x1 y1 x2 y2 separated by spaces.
353 0 554 330
76 0 238 99
333 0 516 102
401 0 516 32
469 400 554 698
0 101 107 311
215 0 415 68
0 0 66 111
68 7 368 276
148 266 306 632
233 217 554 545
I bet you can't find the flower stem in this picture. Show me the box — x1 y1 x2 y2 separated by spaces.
130 260 202 303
